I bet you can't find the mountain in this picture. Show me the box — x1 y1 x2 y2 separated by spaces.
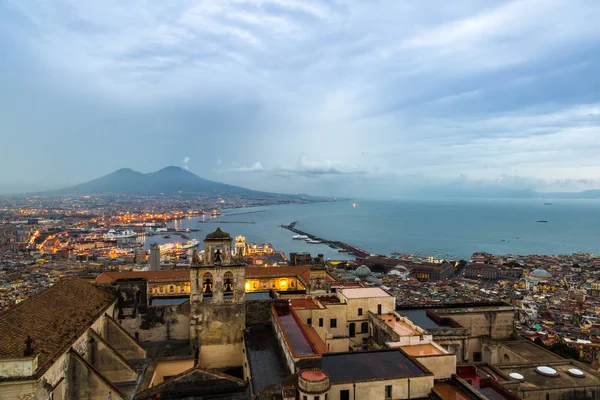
51 166 279 197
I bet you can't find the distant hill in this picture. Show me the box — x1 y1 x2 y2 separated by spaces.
51 166 289 197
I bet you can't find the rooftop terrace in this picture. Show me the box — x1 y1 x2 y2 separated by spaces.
273 305 317 356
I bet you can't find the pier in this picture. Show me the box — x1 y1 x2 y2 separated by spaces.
280 222 371 258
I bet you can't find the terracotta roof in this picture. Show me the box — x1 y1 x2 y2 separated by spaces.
95 270 189 284
246 265 311 279
290 299 321 310
205 227 231 240
0 277 116 379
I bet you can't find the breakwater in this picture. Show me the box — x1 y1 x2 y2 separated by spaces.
280 222 371 258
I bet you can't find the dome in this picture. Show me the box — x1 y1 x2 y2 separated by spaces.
205 227 231 240
529 269 552 279
355 265 372 278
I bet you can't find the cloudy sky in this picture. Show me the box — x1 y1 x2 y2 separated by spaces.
1 0 599 197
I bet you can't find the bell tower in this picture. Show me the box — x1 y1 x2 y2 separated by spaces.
189 227 246 369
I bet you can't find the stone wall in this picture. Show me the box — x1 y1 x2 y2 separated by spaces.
119 301 190 343
369 311 400 346
246 299 287 326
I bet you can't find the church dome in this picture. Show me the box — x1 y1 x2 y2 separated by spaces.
355 265 372 278
205 227 231 240
529 269 552 279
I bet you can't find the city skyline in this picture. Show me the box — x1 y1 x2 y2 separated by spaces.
1 0 600 197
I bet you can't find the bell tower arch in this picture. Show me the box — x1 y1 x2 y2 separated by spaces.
189 227 246 369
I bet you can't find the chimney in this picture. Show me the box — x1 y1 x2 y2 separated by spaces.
23 335 34 357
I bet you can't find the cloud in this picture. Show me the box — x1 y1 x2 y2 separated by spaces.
1 0 600 196
231 162 264 172
183 156 191 170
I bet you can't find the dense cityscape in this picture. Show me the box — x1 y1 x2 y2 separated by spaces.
3 0 600 398
2 191 600 399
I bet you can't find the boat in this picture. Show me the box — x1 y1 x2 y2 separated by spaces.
104 229 137 239
293 235 309 240
163 235 171 239
536 220 548 223
182 239 200 249
544 202 552 205
306 239 322 244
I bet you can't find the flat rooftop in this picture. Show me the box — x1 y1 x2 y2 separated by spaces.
495 362 600 390
321 349 430 384
378 313 421 336
401 344 444 357
397 309 451 330
339 287 391 299
244 323 289 395
273 305 317 356
499 340 562 363
434 383 471 400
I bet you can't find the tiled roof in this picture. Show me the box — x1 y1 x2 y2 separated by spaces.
0 277 116 378
205 227 231 240
246 265 311 279
96 270 189 284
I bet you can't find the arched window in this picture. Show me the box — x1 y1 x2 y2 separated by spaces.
169 285 174 293
224 271 234 298
202 272 213 297
503 354 510 361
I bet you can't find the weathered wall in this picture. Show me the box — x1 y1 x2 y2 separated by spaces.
190 265 246 369
330 375 434 400
119 301 190 343
104 316 146 361
68 353 125 400
150 359 194 387
435 309 514 339
89 332 137 384
369 311 400 346
246 299 287 325
0 380 37 400
199 343 244 369
413 354 456 380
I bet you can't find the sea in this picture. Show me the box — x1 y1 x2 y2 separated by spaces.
141 199 600 260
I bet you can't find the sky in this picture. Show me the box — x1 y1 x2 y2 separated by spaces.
1 0 600 197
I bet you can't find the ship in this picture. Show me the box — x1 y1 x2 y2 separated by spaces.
293 235 309 240
536 220 549 223
306 239 322 244
182 239 200 249
104 229 137 240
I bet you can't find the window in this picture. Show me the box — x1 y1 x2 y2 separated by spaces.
319 318 323 327
377 304 382 315
361 321 369 333
503 354 510 361
169 285 174 293
330 318 337 328
307 318 312 326
314 397 320 400
349 323 356 337
473 352 482 362
202 272 213 297
253 282 257 288
303 396 307 400
224 271 234 297
340 390 350 400
358 308 363 316
545 394 549 400
385 385 392 399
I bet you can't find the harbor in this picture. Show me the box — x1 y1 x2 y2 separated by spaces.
280 221 371 258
